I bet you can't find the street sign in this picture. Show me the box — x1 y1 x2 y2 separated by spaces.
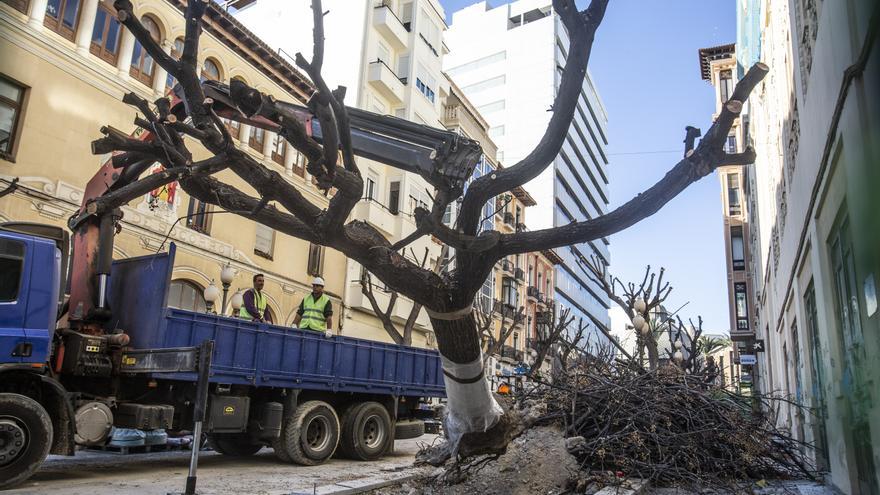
753 339 765 352
740 354 757 365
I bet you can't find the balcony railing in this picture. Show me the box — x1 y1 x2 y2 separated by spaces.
514 267 525 282
372 2 409 49
527 285 539 300
515 222 527 232
500 258 514 274
500 345 524 363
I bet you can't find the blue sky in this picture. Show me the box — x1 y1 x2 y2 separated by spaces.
440 0 736 332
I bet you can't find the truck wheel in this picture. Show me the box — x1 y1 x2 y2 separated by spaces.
337 402 392 461
209 433 262 457
281 401 339 466
394 419 425 440
0 393 53 490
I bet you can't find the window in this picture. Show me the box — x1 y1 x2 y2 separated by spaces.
168 280 206 313
307 243 324 277
270 133 286 165
726 134 737 154
254 223 274 259
129 16 160 86
730 226 745 270
376 42 391 65
397 55 410 81
45 0 80 41
2 0 29 14
477 100 505 115
415 78 435 102
388 181 400 214
292 151 306 177
365 174 377 201
417 8 439 56
734 282 748 330
727 173 740 215
719 69 732 103
501 277 518 308
201 58 221 82
90 2 121 64
0 75 27 160
249 126 265 152
0 238 25 302
186 197 211 234
166 37 184 90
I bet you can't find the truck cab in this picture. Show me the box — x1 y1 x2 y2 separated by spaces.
0 224 65 366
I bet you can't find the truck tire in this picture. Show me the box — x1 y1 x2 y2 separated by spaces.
337 402 392 461
394 419 425 440
279 401 339 466
0 393 53 490
209 433 262 457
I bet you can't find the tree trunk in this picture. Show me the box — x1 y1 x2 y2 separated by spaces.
429 312 502 450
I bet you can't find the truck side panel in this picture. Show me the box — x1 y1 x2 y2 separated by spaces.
107 244 445 398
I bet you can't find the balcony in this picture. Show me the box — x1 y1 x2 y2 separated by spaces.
367 60 406 104
499 345 524 364
514 267 525 283
500 258 514 274
527 285 539 301
373 3 410 50
503 211 515 226
515 222 527 233
535 311 552 325
354 197 397 237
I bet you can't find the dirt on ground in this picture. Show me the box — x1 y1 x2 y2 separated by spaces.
372 426 580 495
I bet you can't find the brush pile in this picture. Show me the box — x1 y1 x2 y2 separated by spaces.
534 362 816 488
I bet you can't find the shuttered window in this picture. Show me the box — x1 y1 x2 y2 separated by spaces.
254 223 274 259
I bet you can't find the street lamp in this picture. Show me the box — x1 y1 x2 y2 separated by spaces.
220 263 235 314
230 290 244 317
204 280 221 314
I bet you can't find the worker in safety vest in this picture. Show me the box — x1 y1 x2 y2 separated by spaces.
240 273 269 322
293 277 333 332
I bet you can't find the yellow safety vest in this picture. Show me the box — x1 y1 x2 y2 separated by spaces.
300 294 329 331
239 289 267 320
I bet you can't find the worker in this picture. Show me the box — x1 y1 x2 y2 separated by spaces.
294 277 333 333
240 273 268 322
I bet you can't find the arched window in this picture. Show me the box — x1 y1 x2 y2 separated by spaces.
130 16 161 86
201 58 221 82
165 37 184 91
167 279 206 313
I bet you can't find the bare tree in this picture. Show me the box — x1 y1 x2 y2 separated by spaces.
579 254 673 369
358 247 434 346
475 303 525 364
80 0 767 459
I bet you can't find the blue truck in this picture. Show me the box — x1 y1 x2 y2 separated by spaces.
0 222 446 489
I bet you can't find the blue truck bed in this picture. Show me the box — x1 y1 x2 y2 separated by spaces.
105 244 445 398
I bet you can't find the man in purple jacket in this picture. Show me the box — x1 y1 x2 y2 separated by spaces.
239 273 270 323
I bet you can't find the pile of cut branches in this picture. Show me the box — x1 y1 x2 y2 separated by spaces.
534 362 816 488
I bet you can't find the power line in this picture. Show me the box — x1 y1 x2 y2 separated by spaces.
607 149 682 156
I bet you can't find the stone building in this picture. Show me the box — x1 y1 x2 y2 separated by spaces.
0 0 347 331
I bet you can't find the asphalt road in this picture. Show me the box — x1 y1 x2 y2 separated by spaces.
6 436 439 495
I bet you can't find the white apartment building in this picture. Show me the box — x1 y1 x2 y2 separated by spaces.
235 0 450 348
444 0 612 334
737 0 879 493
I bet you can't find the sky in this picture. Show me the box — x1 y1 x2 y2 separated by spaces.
440 0 736 333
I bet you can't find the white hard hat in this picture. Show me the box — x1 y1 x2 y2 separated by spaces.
312 277 325 286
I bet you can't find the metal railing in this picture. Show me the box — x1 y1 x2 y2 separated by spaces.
369 59 407 84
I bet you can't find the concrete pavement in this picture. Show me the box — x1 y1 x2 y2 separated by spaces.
6 436 438 495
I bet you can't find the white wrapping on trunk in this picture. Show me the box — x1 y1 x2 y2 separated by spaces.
440 354 503 451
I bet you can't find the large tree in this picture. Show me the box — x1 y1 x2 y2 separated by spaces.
83 0 766 458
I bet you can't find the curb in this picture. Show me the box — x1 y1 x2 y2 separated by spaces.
287 473 417 495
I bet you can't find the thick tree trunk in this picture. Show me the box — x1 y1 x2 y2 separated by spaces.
429 312 503 451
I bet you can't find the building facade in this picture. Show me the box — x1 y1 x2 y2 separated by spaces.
444 0 611 340
0 0 354 330
736 0 879 493
235 0 450 347
697 44 753 384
